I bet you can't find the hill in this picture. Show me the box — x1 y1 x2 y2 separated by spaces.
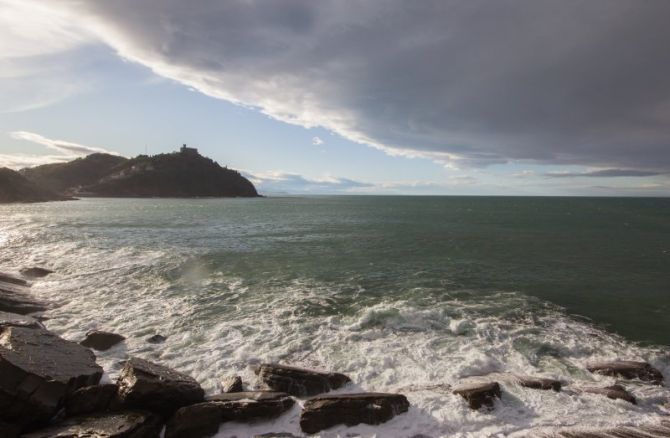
21 146 258 198
20 153 128 195
0 168 70 203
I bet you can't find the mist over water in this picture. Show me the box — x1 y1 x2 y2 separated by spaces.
1 196 669 436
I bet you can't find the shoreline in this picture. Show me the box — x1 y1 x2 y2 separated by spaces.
2 268 670 437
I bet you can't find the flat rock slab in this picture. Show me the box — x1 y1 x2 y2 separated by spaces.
257 363 351 397
453 381 501 410
80 331 126 351
220 376 243 393
22 411 162 438
117 357 204 416
20 267 54 279
537 419 670 437
0 272 28 286
587 361 663 385
299 392 410 434
166 392 294 438
0 326 102 426
0 282 47 315
0 311 43 329
65 384 122 417
582 384 636 404
515 375 562 392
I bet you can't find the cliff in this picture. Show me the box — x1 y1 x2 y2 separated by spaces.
0 168 70 203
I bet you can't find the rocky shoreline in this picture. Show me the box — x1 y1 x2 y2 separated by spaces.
1 269 669 437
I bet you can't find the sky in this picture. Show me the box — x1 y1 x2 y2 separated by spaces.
1 0 669 196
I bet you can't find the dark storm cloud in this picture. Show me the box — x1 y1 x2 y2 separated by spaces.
546 169 666 178
53 0 670 170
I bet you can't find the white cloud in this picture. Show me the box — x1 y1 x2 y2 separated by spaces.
244 170 371 194
0 131 122 169
312 136 324 146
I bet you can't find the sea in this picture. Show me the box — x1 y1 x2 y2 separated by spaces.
1 196 669 437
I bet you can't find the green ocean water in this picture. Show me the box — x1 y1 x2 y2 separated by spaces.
2 195 670 435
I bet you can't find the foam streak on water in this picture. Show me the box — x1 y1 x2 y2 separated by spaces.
1 197 669 437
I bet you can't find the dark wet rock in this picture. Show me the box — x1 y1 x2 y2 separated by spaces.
453 381 501 410
0 420 20 438
0 311 44 329
146 334 166 344
207 391 295 421
80 330 126 351
256 363 351 397
22 411 163 438
300 392 410 434
0 281 47 315
583 384 636 404
0 273 28 286
0 326 103 426
20 267 53 279
587 361 664 385
220 376 243 393
166 392 294 438
65 384 123 417
117 357 204 416
516 376 562 392
164 402 222 438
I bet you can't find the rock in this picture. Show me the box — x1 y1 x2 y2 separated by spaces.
206 391 295 421
256 363 351 397
65 384 122 416
21 411 163 438
20 267 53 279
0 311 44 329
165 402 222 438
516 376 562 392
80 330 126 351
0 281 47 315
166 392 294 438
583 384 636 404
587 361 664 385
253 434 300 438
146 334 166 344
117 357 204 416
0 273 28 286
220 376 243 393
0 420 20 438
0 326 103 426
453 381 501 410
299 392 410 434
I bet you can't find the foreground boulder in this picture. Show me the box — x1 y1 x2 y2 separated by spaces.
299 392 409 434
0 281 47 315
166 392 294 438
221 375 243 393
0 420 20 438
0 326 103 426
583 384 636 404
257 363 351 397
80 330 126 351
587 361 663 385
65 384 122 416
0 272 28 286
20 267 54 279
22 411 162 438
117 357 204 416
453 381 501 410
0 311 44 329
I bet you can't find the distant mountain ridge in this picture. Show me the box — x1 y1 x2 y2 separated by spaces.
2 146 258 203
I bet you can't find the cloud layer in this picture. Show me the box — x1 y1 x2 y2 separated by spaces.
13 0 670 173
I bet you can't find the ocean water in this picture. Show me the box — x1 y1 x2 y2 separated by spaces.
1 196 669 437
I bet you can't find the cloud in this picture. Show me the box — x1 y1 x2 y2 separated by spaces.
546 169 665 178
11 1 670 172
1 131 122 169
312 136 324 146
10 131 120 157
245 170 371 194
